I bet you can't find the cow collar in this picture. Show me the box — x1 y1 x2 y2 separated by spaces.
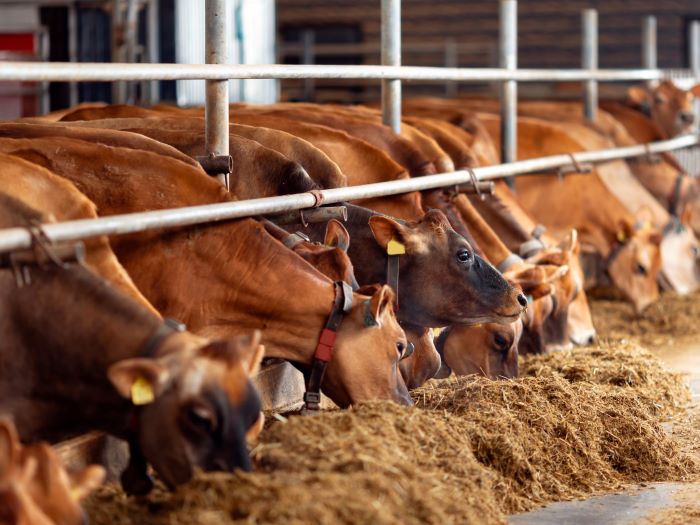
668 172 688 217
302 281 354 413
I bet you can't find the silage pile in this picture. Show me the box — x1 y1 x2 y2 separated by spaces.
591 292 700 346
85 346 697 525
520 342 690 416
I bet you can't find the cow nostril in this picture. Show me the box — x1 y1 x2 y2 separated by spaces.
681 112 695 124
587 334 596 345
516 293 528 307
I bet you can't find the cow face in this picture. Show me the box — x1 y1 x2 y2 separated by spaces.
524 230 586 351
658 210 700 295
368 209 527 327
398 324 441 390
437 320 522 379
607 218 662 314
627 80 700 137
107 332 264 489
321 284 412 407
0 418 105 525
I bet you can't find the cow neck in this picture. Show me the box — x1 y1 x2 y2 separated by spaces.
452 194 516 269
112 219 335 366
0 265 166 438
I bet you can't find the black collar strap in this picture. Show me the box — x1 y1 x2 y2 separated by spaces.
668 172 686 217
141 318 187 358
303 281 354 412
282 231 311 249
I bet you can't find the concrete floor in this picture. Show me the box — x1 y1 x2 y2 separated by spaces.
509 338 700 524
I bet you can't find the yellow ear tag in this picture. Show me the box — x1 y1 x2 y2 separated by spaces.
387 239 406 256
617 231 627 243
432 327 443 338
130 377 155 406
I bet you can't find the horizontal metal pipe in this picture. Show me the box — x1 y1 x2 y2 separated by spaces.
0 62 664 83
0 134 695 254
264 206 348 225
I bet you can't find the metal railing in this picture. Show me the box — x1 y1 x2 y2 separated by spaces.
0 1 698 249
0 134 695 255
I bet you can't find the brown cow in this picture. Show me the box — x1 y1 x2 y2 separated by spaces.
0 136 412 408
0 173 265 493
476 112 663 313
0 418 105 525
621 80 700 139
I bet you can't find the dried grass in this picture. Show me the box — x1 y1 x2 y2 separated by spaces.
591 293 700 347
85 343 696 525
520 342 691 416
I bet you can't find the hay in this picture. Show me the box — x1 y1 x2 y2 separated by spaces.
591 292 700 347
85 404 504 525
520 342 691 416
86 344 696 524
413 372 696 513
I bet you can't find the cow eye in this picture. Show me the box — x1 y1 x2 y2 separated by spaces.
456 249 471 263
399 341 414 361
185 405 216 434
692 245 699 257
636 263 648 275
494 333 510 351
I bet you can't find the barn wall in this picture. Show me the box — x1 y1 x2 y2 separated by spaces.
277 0 700 68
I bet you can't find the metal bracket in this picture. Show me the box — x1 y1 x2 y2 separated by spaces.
264 205 348 226
196 154 233 190
1 240 86 287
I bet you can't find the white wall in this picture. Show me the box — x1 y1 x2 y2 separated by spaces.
175 0 277 106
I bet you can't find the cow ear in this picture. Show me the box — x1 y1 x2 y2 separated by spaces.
107 358 170 404
627 86 649 106
199 331 265 376
236 331 265 377
617 219 635 243
690 84 700 97
558 229 578 255
529 283 554 300
368 215 407 252
0 418 19 475
69 465 106 501
369 284 395 322
324 219 350 252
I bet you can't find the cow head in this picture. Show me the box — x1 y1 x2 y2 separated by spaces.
368 209 527 327
658 205 700 295
0 417 105 525
607 210 663 314
627 80 700 137
398 324 441 390
108 331 265 489
523 230 587 351
435 320 522 379
321 284 412 407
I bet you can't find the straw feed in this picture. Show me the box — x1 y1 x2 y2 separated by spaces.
85 344 696 524
591 292 700 346
520 343 690 416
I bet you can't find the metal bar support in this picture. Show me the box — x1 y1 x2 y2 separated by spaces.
301 29 316 102
499 0 517 188
1 134 694 256
582 9 598 122
444 37 458 97
67 3 79 106
0 62 665 83
642 16 657 71
690 21 700 77
204 0 231 189
381 0 401 133
147 0 160 104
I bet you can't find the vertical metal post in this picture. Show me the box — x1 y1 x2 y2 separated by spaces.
381 0 401 134
68 3 79 106
111 0 126 104
147 0 160 104
642 16 657 70
499 0 517 188
301 29 315 102
690 21 700 77
582 9 598 122
444 37 458 97
124 0 139 104
204 0 231 189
